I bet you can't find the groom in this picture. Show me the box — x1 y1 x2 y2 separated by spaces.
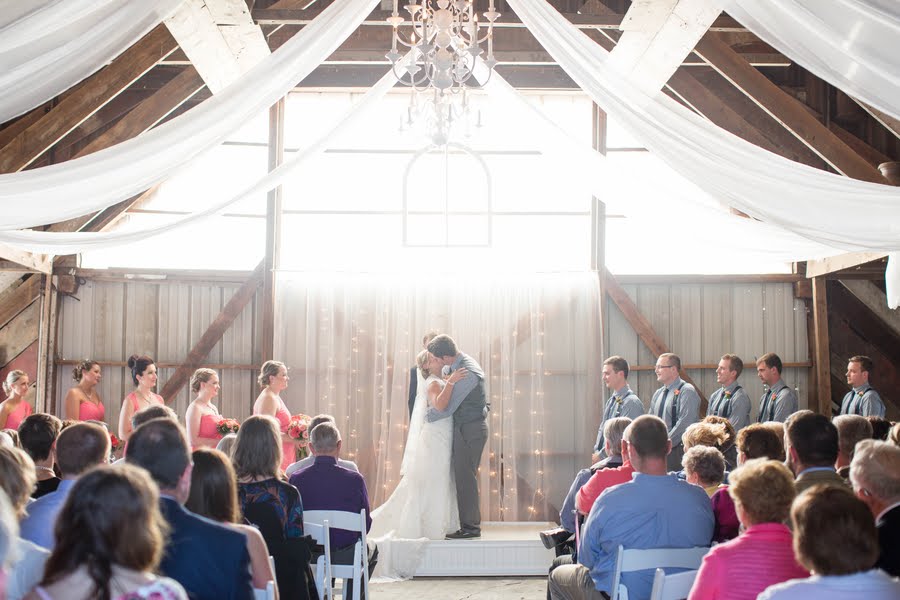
426 334 488 539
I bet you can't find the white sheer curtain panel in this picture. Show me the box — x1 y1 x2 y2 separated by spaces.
507 0 900 253
0 0 185 124
725 0 900 120
0 67 399 254
274 272 603 522
0 0 380 231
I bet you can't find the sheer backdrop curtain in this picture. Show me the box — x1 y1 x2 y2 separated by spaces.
274 272 602 522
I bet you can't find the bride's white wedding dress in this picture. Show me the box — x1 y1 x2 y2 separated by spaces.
369 373 459 579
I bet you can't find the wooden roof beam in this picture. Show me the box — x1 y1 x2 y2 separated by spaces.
0 26 178 173
0 244 52 274
692 32 888 183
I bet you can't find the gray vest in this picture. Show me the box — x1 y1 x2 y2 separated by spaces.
454 377 487 424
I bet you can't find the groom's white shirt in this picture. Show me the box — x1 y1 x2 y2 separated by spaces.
425 353 483 423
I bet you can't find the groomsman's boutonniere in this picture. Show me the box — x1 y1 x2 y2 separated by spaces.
673 389 681 397
724 391 732 399
614 396 622 404
856 390 864 396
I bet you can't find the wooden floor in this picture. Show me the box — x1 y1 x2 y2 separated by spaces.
370 577 546 599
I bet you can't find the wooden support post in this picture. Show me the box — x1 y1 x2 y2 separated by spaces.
261 98 285 364
604 269 708 406
35 275 58 412
811 276 832 416
158 262 265 402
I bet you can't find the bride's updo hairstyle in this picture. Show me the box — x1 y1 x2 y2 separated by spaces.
257 360 286 389
416 350 431 378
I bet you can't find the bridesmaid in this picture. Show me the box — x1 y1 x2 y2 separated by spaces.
64 360 105 422
186 368 224 450
118 355 164 441
252 360 295 473
0 370 32 430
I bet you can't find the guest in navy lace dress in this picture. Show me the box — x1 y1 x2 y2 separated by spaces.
233 415 311 600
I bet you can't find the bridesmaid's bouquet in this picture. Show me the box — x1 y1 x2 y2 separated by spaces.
287 413 312 460
109 433 122 452
215 418 241 436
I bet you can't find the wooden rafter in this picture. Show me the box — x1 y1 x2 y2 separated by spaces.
603 269 708 407
0 244 52 274
692 32 887 183
0 26 178 173
158 261 265 402
0 277 42 329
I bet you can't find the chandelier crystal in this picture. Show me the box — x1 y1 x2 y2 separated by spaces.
386 0 500 94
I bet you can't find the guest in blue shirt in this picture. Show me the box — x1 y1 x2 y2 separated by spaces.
549 415 713 600
290 421 378 592
20 422 109 549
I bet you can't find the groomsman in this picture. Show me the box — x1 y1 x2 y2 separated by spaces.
755 353 798 422
593 356 643 459
649 353 700 471
706 354 751 431
840 355 885 417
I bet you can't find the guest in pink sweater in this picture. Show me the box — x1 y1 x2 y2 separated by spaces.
688 459 807 600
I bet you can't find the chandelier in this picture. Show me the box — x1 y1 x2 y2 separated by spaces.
386 0 500 94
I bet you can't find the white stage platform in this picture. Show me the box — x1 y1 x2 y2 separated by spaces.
414 522 556 577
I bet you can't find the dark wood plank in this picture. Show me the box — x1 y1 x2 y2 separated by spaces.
811 276 831 415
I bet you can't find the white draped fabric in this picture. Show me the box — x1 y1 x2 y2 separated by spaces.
274 272 603 522
0 0 185 124
0 0 380 231
507 0 900 252
0 68 398 254
725 0 900 120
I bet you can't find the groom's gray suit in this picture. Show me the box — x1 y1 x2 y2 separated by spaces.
426 352 488 534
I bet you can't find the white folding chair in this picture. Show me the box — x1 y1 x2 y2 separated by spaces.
304 509 369 600
303 518 333 600
649 567 699 600
609 546 708 600
252 581 277 600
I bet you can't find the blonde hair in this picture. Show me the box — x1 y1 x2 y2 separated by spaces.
190 368 217 394
0 446 36 518
257 361 286 389
3 370 27 396
682 421 729 450
72 360 99 382
416 350 432 379
728 458 795 525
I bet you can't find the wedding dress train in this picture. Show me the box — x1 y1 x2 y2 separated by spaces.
369 373 459 580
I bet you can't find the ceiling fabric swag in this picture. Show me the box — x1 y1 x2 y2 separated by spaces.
0 65 400 255
724 0 900 121
0 0 185 124
0 0 381 231
506 0 900 253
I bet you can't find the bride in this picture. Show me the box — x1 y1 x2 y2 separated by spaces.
369 350 466 578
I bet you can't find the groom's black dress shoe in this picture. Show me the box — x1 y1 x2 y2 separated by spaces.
445 529 481 540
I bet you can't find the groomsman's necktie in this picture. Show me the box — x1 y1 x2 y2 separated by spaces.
656 389 669 419
759 389 773 422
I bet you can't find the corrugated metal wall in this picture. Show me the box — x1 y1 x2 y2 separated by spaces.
55 279 260 430
606 282 810 415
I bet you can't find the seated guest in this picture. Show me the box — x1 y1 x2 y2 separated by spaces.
20 422 109 549
17 413 62 498
0 446 49 600
548 415 713 600
867 416 891 441
233 415 309 600
290 422 378 596
677 421 730 479
544 417 632 554
216 432 237 456
688 459 807 600
849 439 900 577
736 423 784 464
186 448 278 595
24 466 188 600
112 404 179 465
703 416 738 469
285 414 359 477
833 415 872 480
784 412 844 494
760 421 787 461
126 418 253 600
682 446 736 542
759 485 900 600
575 417 635 515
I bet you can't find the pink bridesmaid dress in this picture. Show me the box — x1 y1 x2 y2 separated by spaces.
195 412 222 449
78 399 105 422
274 398 294 472
4 401 32 430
